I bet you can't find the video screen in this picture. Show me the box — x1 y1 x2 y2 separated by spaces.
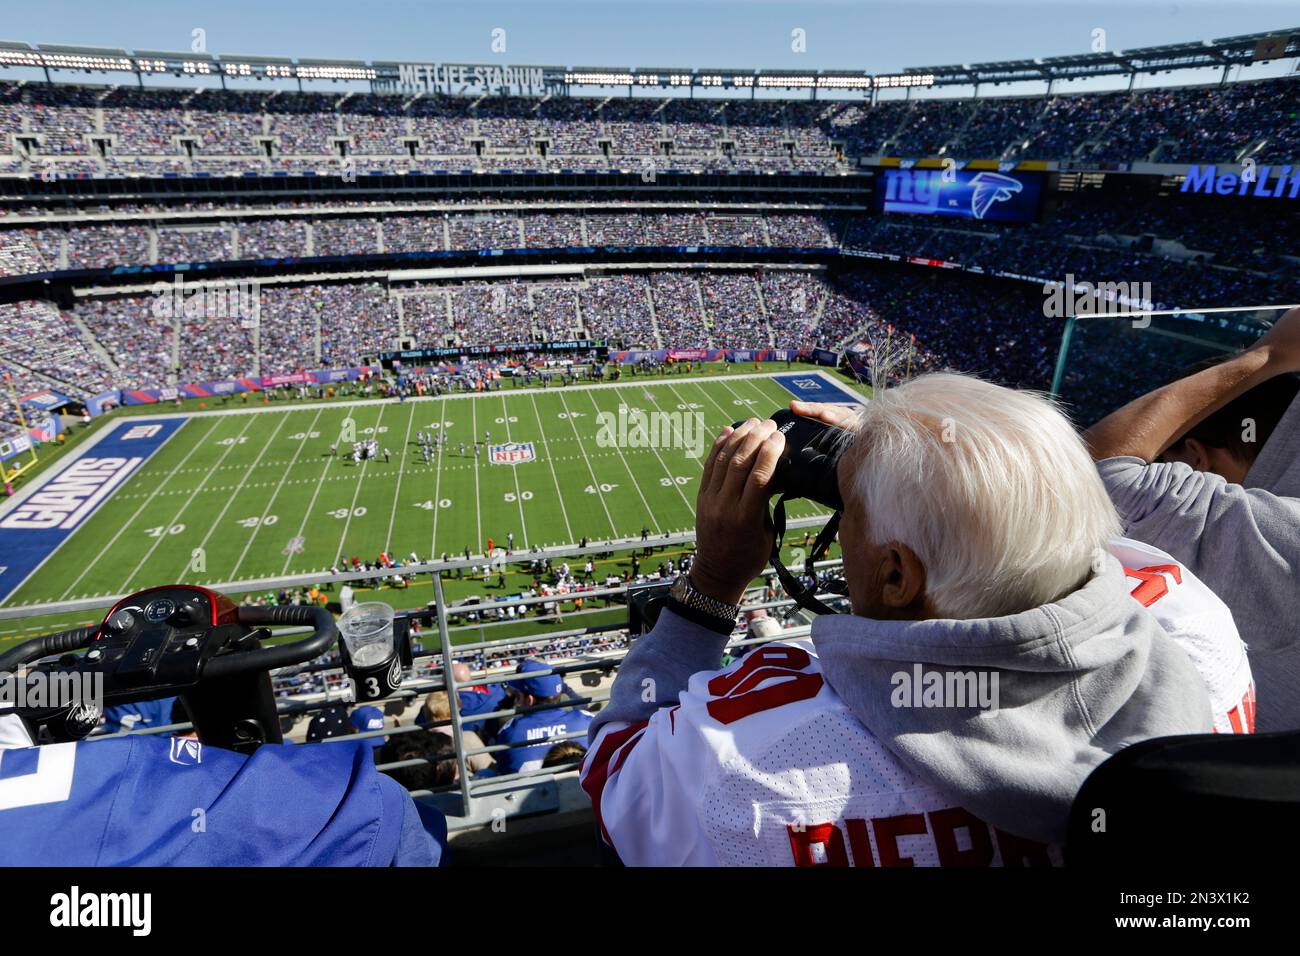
878 167 1044 223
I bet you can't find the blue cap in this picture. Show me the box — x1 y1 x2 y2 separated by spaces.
507 659 563 698
350 706 386 747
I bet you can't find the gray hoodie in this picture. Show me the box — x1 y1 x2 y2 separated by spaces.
1099 395 1300 731
592 556 1214 847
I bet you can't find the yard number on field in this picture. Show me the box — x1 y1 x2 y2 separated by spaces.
327 507 367 519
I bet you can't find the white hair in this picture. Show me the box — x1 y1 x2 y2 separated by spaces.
847 372 1121 619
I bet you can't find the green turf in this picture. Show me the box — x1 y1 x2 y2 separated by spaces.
1 369 860 646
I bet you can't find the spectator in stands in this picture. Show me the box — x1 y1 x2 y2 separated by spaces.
1085 307 1300 731
444 661 508 737
349 705 388 752
542 739 587 769
305 706 353 742
99 696 179 736
377 730 459 790
416 690 495 773
581 376 1250 865
495 659 591 775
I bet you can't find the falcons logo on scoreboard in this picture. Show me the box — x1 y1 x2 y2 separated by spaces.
969 172 1024 220
489 442 537 464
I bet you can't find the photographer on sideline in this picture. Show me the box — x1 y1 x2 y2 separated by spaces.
1085 306 1300 731
581 373 1251 866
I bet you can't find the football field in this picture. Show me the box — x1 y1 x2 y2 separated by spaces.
0 370 863 618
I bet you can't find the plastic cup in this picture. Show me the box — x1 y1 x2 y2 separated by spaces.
338 602 395 667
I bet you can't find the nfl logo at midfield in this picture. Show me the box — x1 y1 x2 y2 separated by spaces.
489 442 536 465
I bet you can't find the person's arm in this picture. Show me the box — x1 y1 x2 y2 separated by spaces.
1083 306 1300 464
588 418 785 739
581 419 786 863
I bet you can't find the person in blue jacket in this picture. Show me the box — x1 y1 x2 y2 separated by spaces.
493 659 592 776
0 711 445 866
416 662 508 738
349 705 388 752
100 696 179 735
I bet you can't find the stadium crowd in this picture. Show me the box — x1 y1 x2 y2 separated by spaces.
2 75 1295 180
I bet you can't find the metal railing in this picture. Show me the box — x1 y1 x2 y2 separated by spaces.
61 529 845 829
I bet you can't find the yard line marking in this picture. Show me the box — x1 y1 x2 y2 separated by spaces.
686 376 753 425
384 400 418 554
56 417 220 601
229 406 324 580
190 412 290 570
280 410 347 576
556 390 617 537
430 396 448 559
470 397 482 550
527 391 574 543
119 414 260 592
627 386 698 514
498 393 530 548
334 403 388 561
584 389 663 526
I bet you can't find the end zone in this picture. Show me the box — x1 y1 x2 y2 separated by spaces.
0 418 187 604
772 372 867 406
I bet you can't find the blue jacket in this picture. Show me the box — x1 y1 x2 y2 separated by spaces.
494 705 592 775
0 736 445 866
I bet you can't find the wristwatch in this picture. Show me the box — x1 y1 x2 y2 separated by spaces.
668 574 742 635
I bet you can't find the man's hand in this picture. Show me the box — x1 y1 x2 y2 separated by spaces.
690 418 786 605
789 400 861 429
1252 306 1300 373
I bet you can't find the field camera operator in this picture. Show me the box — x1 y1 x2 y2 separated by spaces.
580 372 1252 866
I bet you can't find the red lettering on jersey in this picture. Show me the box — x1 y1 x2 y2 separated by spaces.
845 818 876 867
1225 683 1256 734
705 645 824 724
785 811 1052 867
872 813 928 867
1121 564 1182 607
929 807 995 866
707 645 812 696
994 828 1054 867
787 822 849 867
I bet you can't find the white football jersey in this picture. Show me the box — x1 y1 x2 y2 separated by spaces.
581 538 1254 867
1108 537 1254 734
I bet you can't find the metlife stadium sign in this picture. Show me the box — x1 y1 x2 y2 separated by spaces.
396 63 546 92
1180 165 1300 199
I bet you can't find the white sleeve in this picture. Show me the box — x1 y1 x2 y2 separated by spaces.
0 713 33 750
580 705 719 866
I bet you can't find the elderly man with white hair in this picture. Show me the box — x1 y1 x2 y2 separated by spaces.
580 372 1253 866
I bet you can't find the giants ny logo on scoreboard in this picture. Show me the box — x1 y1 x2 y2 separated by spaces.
880 168 1041 223
489 442 537 465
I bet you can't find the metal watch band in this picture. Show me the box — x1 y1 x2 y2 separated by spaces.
670 574 742 624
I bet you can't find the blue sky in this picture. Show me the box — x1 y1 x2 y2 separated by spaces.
2 1 1296 96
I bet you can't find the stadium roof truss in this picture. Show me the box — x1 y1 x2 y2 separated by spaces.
0 29 1295 98
907 30 1300 89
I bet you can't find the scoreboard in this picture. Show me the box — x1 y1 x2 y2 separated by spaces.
878 168 1044 223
